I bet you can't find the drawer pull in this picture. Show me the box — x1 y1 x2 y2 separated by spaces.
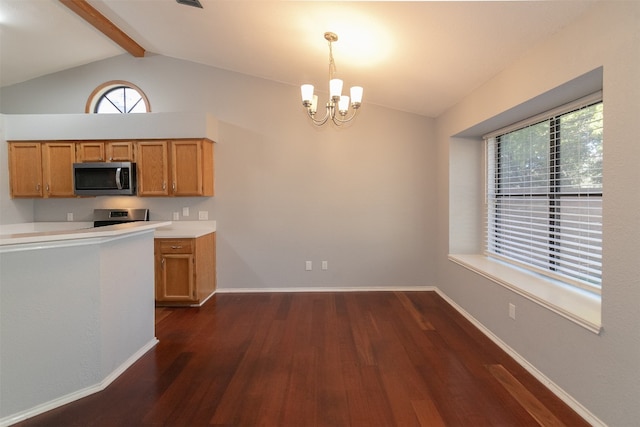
170 245 183 249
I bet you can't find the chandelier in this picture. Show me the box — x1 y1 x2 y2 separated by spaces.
300 32 363 126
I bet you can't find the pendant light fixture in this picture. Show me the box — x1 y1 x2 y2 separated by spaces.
300 32 363 126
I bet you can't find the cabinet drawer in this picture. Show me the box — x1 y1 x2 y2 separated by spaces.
156 239 194 254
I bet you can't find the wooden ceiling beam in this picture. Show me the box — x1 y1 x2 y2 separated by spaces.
59 0 145 58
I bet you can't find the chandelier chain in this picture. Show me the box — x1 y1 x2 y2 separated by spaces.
328 39 336 81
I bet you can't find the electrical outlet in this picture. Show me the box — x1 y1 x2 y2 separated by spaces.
305 261 312 271
509 303 516 320
66 212 73 221
198 211 208 220
322 261 328 270
172 212 180 221
182 207 189 217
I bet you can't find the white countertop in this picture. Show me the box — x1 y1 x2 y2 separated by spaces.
0 220 216 247
154 221 216 238
0 221 171 247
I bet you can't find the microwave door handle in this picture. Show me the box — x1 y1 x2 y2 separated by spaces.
115 167 123 189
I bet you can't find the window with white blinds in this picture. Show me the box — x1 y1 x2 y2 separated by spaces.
485 94 603 293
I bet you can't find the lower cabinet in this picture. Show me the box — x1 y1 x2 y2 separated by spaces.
154 232 216 306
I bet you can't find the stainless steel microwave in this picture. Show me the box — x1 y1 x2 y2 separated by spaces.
73 162 137 196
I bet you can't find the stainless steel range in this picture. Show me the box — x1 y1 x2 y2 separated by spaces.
93 208 149 227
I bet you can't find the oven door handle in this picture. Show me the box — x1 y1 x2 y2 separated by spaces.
115 167 123 190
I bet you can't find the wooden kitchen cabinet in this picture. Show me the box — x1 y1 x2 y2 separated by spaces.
137 138 214 197
106 141 134 162
42 142 76 197
7 138 212 198
154 232 216 306
77 142 105 162
77 141 134 162
136 140 170 196
8 142 43 198
8 141 75 198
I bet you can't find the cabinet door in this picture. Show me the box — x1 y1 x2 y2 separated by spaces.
42 142 76 197
194 232 216 302
155 239 196 302
171 139 214 196
106 141 134 162
171 140 203 196
77 142 105 162
8 142 43 198
137 141 169 196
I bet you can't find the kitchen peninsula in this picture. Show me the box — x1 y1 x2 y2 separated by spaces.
0 221 168 425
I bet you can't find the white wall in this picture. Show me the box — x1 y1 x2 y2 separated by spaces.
0 54 437 291
436 2 640 425
0 115 34 223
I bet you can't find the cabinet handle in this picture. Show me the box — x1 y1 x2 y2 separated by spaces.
172 182 176 191
46 184 50 193
36 184 41 191
170 245 183 249
161 258 165 268
162 182 166 190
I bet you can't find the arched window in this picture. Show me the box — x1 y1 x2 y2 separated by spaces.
86 81 150 114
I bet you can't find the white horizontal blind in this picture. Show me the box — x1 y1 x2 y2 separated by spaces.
486 99 603 293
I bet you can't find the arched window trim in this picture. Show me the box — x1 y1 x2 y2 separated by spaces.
86 80 151 113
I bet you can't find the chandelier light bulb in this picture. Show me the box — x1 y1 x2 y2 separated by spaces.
301 84 314 106
338 96 350 114
350 86 363 106
329 78 343 101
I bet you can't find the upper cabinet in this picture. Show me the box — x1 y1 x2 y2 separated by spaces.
42 142 76 197
7 138 214 199
8 142 75 198
77 141 135 162
8 142 43 198
77 142 105 162
107 141 135 162
137 138 214 197
136 140 170 196
5 113 218 198
172 139 214 197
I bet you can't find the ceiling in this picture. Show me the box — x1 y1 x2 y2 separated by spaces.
0 0 598 118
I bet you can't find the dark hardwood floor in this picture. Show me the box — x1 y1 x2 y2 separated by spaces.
16 292 588 426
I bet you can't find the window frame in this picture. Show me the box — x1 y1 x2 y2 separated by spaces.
85 80 151 114
483 92 603 295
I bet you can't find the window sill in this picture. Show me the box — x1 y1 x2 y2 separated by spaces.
448 254 602 334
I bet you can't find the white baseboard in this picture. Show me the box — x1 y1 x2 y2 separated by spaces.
433 288 605 427
216 285 437 293
0 338 158 427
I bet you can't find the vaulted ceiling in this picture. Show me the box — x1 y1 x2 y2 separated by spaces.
0 0 598 118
